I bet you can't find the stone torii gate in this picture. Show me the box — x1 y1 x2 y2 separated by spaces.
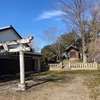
0 36 33 90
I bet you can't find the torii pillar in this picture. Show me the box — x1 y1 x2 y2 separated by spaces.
18 51 25 90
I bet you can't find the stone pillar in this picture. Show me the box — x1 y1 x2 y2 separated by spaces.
18 51 26 91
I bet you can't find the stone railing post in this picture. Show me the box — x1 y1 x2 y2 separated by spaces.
94 62 97 69
60 62 62 66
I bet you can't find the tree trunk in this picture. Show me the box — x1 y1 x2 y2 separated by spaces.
83 52 87 63
56 55 59 62
82 34 87 63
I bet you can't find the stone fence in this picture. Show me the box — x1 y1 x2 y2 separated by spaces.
69 62 97 70
49 62 62 70
49 62 98 71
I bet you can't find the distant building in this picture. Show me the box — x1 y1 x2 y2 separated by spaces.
0 25 42 76
65 45 80 60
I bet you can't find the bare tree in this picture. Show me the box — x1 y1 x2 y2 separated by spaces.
40 27 61 62
32 39 41 53
86 1 100 62
24 33 41 52
54 0 100 63
87 1 100 40
88 37 100 63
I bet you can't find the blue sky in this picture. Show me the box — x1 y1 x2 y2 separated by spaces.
0 0 66 52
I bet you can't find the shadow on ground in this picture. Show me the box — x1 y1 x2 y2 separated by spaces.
26 74 74 90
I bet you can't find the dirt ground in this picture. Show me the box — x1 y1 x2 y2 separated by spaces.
0 73 94 100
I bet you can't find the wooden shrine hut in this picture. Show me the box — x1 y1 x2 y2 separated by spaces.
66 45 80 60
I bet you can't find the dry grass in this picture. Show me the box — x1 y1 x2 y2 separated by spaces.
84 76 100 100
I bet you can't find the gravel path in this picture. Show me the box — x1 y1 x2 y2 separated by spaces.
0 74 91 100
30 74 91 100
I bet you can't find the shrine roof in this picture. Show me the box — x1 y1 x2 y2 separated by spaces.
65 45 79 52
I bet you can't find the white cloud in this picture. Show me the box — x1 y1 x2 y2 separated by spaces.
55 18 62 21
36 10 65 20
